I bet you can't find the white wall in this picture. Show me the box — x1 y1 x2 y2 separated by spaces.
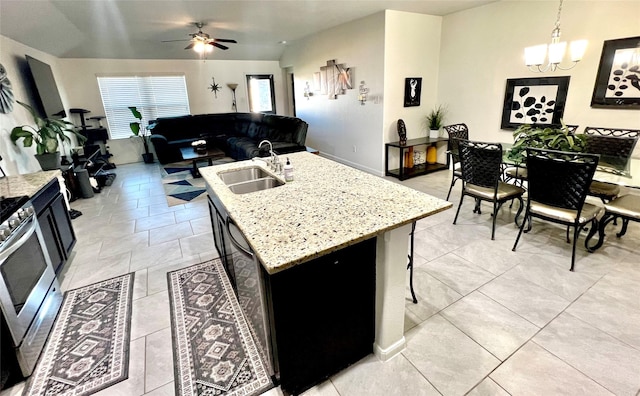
0 36 71 175
57 58 286 164
280 12 386 174
439 1 640 146
383 11 444 165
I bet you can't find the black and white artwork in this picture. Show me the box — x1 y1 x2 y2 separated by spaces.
501 77 570 130
404 77 422 107
591 36 640 108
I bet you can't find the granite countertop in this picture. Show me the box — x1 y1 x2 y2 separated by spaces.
0 170 61 198
201 152 452 274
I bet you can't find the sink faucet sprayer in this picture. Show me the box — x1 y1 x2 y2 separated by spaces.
254 140 283 174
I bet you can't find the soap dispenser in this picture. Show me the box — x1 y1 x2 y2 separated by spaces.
284 157 294 182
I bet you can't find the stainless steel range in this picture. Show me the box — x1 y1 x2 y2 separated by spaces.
0 195 63 387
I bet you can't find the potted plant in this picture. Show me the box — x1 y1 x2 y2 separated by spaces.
425 105 446 139
507 120 587 163
10 100 86 170
129 106 154 163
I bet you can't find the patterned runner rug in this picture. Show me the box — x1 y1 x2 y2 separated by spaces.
161 158 234 206
167 259 273 396
24 273 135 396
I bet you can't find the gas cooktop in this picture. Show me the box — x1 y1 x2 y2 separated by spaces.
0 196 30 223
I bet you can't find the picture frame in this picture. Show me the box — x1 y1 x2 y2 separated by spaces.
500 76 570 130
591 36 640 108
403 77 422 107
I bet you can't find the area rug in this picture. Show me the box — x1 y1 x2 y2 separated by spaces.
167 259 273 396
24 273 135 396
161 158 234 207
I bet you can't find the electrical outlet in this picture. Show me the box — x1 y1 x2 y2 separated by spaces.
352 145 357 153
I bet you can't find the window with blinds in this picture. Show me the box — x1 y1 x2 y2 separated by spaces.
97 75 190 140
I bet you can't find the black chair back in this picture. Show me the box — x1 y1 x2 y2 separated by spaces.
583 127 639 171
459 140 503 189
526 148 599 211
444 124 469 161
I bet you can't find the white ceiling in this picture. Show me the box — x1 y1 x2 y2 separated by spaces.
0 0 497 61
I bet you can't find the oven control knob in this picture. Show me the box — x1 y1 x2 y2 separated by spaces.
0 227 9 241
16 208 26 219
9 218 20 229
25 207 35 216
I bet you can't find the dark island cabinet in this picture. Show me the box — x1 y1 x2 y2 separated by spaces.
31 179 76 275
267 237 376 395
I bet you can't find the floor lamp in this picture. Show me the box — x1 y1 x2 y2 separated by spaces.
227 83 238 112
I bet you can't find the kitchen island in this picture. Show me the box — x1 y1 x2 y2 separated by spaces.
201 151 451 394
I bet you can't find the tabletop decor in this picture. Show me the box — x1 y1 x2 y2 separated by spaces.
404 77 422 107
591 36 640 108
24 273 134 396
167 259 273 396
506 120 586 163
425 104 447 138
501 76 570 129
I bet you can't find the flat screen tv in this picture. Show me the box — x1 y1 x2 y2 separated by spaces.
25 55 66 118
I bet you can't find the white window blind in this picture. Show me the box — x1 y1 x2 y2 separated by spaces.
97 75 190 139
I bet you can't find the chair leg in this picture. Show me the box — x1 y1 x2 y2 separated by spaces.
617 218 630 238
566 226 571 243
453 194 465 225
512 208 529 252
406 222 417 304
491 201 498 240
570 224 580 272
446 176 458 201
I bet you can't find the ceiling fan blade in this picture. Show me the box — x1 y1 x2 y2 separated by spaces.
211 42 229 50
162 39 191 43
212 38 237 43
184 43 195 50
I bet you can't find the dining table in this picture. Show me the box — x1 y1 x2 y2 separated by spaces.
500 144 640 252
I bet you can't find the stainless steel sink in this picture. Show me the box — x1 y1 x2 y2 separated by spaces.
218 166 271 185
227 177 285 194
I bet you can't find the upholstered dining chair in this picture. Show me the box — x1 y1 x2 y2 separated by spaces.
443 123 469 200
585 194 640 252
583 126 640 203
453 139 526 240
512 148 602 272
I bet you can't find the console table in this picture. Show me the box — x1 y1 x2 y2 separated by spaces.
385 137 449 180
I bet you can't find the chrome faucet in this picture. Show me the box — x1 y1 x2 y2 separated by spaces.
255 140 283 174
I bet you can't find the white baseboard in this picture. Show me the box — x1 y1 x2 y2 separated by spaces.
319 153 383 177
373 336 406 362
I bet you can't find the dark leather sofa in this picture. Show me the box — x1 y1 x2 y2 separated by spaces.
149 113 309 164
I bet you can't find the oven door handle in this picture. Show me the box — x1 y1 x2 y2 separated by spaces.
0 217 38 262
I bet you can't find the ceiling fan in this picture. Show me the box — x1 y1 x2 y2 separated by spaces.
162 22 237 52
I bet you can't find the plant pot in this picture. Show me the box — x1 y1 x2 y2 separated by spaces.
142 153 154 164
429 129 440 139
35 152 61 171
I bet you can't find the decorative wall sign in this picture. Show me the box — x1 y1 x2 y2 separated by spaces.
319 60 352 99
208 77 220 98
0 63 15 114
501 76 570 130
404 77 422 107
591 36 640 108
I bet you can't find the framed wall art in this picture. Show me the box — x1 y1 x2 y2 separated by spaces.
591 36 640 108
404 77 422 107
500 76 570 130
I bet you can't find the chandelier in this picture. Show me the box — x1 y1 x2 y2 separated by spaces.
524 0 587 72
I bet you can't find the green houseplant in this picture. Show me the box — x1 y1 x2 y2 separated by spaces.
10 100 86 170
129 106 154 163
507 121 587 163
425 105 446 139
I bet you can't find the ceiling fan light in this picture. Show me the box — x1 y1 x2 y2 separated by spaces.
205 44 213 53
193 41 205 53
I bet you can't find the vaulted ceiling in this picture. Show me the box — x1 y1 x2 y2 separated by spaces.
0 0 496 61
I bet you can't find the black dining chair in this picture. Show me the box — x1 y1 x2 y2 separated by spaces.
453 139 526 240
443 123 469 201
583 126 640 203
512 147 602 271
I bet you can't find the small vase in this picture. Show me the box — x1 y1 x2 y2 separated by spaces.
429 129 439 139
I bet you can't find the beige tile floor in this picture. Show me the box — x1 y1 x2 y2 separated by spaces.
2 161 639 396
